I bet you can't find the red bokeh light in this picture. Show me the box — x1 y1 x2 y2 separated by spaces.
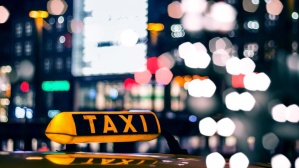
123 78 137 91
147 57 159 74
232 74 245 88
20 81 30 92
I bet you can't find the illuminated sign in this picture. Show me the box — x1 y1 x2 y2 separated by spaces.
42 80 70 91
72 0 148 76
45 111 160 144
46 154 158 166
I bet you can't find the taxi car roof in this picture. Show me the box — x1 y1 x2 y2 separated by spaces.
0 151 270 168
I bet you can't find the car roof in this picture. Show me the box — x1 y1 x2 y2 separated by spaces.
0 151 270 168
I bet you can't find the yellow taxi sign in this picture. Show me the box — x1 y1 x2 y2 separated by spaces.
45 111 161 144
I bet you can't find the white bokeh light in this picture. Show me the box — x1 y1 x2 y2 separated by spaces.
199 117 217 136
295 157 299 168
210 2 237 23
181 0 208 13
286 104 299 123
226 57 241 75
226 57 256 75
212 49 230 67
271 104 287 122
206 152 226 168
240 57 256 75
217 118 236 137
257 72 271 91
225 91 255 111
271 154 291 168
181 13 204 32
178 42 193 59
184 50 211 69
239 92 256 111
229 152 249 168
244 72 271 91
188 79 216 97
225 91 240 111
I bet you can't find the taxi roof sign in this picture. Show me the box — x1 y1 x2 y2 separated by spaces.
45 111 161 144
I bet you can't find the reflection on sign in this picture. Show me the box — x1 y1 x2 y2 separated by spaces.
45 154 158 166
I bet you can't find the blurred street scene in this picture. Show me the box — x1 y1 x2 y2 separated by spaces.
0 0 299 166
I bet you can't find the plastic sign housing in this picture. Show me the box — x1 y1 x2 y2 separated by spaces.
45 111 161 144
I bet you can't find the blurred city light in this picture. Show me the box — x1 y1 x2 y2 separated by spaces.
225 91 255 111
47 0 68 15
243 72 271 91
134 70 152 84
158 52 175 69
47 110 60 118
242 0 259 13
181 0 207 13
217 118 235 137
205 152 225 168
188 79 216 98
167 1 183 19
229 152 249 168
0 6 9 24
226 57 256 75
29 10 49 19
271 154 291 168
295 157 299 168
262 132 279 150
155 67 173 85
199 117 217 136
266 0 283 15
147 57 159 74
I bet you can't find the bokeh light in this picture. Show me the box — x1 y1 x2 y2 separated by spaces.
271 154 291 168
199 117 217 136
188 79 216 98
0 6 9 24
225 91 255 111
271 104 287 122
217 117 236 137
206 152 225 168
229 152 249 168
158 52 175 69
167 1 184 19
262 132 279 150
242 0 259 13
286 104 299 123
47 0 68 15
266 0 283 16
155 67 173 85
147 57 159 74
134 69 152 84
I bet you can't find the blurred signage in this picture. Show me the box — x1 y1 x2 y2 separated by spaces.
42 80 70 92
72 0 148 76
